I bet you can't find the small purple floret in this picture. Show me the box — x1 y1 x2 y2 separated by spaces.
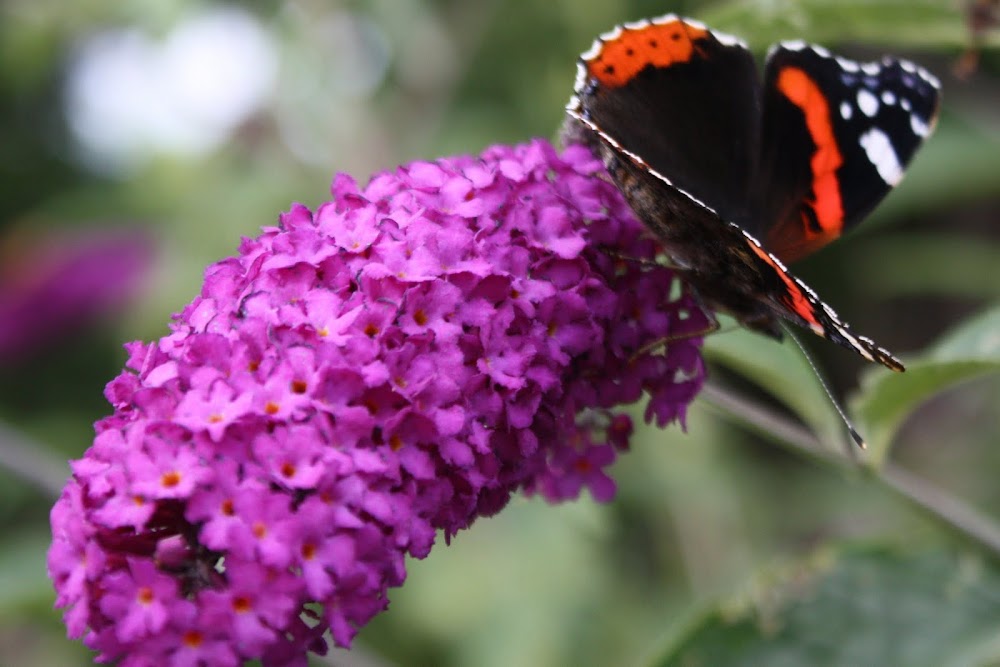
48 139 707 665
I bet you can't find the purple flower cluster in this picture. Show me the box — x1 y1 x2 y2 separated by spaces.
48 139 707 666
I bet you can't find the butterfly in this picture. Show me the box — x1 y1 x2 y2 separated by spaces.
565 15 940 373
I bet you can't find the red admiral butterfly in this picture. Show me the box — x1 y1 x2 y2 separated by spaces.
565 15 941 373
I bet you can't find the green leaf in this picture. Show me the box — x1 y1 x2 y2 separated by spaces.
701 321 846 448
701 0 963 50
853 305 1000 465
852 234 1000 300
0 528 58 612
651 546 1000 667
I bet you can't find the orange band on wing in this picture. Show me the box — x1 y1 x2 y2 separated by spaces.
586 21 709 88
776 67 844 237
746 241 822 330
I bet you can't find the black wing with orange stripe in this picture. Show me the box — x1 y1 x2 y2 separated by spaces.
752 43 940 263
735 225 905 371
568 17 760 227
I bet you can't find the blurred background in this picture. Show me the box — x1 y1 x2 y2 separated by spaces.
1 0 998 665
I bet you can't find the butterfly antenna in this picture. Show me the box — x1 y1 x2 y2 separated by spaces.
783 326 867 450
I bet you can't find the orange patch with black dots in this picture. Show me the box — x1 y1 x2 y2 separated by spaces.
775 66 845 239
585 21 709 88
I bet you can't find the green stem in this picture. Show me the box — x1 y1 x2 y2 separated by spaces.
699 381 1000 557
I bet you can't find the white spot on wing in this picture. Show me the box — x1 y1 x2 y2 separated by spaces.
836 57 861 73
911 113 931 137
711 29 746 47
857 89 879 117
651 13 681 25
840 101 852 120
580 40 602 61
623 19 650 30
811 44 831 58
598 25 623 43
881 90 896 105
859 128 904 185
572 62 588 92
838 329 874 360
918 67 941 88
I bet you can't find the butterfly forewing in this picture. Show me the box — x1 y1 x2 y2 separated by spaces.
754 44 941 263
572 17 760 227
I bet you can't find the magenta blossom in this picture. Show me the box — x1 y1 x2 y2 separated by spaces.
48 139 707 666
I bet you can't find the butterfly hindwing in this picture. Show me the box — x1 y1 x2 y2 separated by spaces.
735 226 905 370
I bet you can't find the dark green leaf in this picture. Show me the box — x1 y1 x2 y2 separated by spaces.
852 234 1000 300
651 546 1000 667
702 322 846 447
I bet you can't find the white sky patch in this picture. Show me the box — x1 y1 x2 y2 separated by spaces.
66 7 277 172
860 128 903 185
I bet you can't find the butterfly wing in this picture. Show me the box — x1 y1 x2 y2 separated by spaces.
734 226 905 371
752 43 941 263
567 15 760 226
567 17 920 371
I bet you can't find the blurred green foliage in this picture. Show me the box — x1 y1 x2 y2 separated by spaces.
1 0 999 665
655 546 1000 667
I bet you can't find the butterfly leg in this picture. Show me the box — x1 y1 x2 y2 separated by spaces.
593 245 721 358
594 245 666 270
630 311 719 361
